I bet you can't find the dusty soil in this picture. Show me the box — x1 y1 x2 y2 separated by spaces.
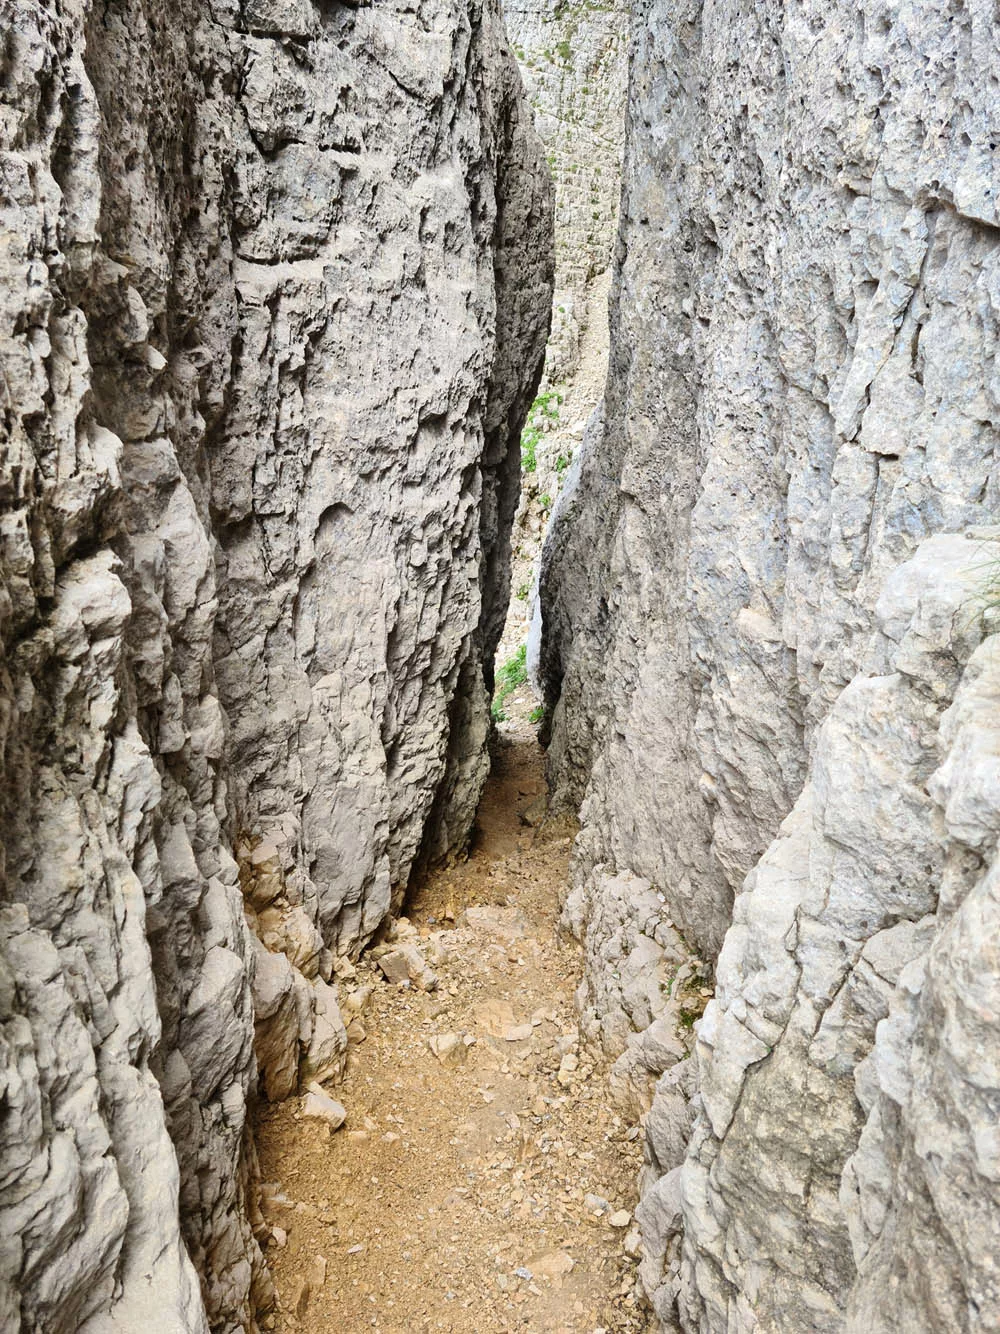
255 722 648 1334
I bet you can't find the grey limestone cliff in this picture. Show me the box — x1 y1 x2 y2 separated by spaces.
0 0 552 1329
503 0 626 385
538 0 1000 1328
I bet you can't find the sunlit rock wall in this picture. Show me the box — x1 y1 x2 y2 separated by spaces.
504 0 626 384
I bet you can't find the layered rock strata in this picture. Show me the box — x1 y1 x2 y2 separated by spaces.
538 0 1000 1328
0 1 551 1329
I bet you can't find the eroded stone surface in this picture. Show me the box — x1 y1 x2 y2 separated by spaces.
539 1 1000 1328
0 0 551 1328
504 0 626 385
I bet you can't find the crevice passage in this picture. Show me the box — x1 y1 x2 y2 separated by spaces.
255 723 647 1332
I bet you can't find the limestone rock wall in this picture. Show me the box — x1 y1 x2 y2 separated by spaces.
0 0 551 1329
503 0 626 385
494 0 625 678
538 0 1000 1328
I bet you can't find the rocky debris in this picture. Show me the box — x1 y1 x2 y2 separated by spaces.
288 1255 327 1319
259 1185 297 1234
427 1033 469 1068
300 1087 347 1131
0 0 552 1327
474 998 518 1036
505 1023 535 1042
255 732 647 1332
301 980 348 1086
463 904 530 943
521 792 549 827
538 0 1000 1329
529 1249 575 1286
376 944 439 993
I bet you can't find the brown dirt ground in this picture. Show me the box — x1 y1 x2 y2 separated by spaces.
255 711 648 1334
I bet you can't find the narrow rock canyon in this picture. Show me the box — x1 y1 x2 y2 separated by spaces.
1 1 998 1333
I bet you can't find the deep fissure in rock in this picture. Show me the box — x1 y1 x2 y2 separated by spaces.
3 0 999 1332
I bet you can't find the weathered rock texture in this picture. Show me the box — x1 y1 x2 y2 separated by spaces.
495 0 626 676
504 0 626 385
538 0 1000 1328
0 0 551 1328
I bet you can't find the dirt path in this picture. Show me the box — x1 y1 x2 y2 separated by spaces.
255 722 647 1333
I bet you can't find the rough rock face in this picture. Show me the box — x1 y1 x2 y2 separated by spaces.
0 0 551 1329
538 0 1000 1328
503 0 626 384
495 0 625 683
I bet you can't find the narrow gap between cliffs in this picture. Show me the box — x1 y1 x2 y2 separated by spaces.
251 17 631 1331
251 157 635 1334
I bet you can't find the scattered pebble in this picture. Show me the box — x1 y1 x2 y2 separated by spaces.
300 1086 346 1130
255 730 648 1334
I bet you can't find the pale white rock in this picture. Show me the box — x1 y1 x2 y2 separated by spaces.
539 1 1000 1329
0 0 551 1328
504 1023 534 1042
428 1033 467 1068
378 944 438 993
300 1087 347 1131
505 0 627 385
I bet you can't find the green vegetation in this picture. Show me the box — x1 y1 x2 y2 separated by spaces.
539 494 553 512
528 703 546 725
516 581 531 601
491 644 528 722
521 433 537 474
961 551 1000 635
982 560 1000 613
520 389 563 475
554 451 572 476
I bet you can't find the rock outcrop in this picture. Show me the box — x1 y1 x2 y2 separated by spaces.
0 0 551 1328
538 0 1000 1328
503 0 626 385
495 0 626 675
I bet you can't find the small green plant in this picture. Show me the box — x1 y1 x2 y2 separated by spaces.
528 703 546 725
554 452 572 475
556 38 572 62
516 582 531 601
519 389 563 476
491 644 528 722
960 549 1000 636
521 433 537 473
981 562 1000 613
538 493 552 511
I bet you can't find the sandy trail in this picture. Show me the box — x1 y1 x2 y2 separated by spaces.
256 720 646 1333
